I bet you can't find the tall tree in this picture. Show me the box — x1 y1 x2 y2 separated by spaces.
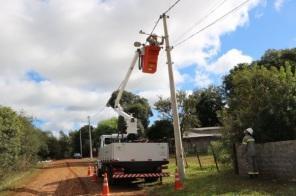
70 125 95 157
0 106 22 177
154 90 199 134
191 86 224 127
107 90 152 134
93 117 118 148
58 131 71 158
146 120 173 140
18 115 42 167
222 49 296 143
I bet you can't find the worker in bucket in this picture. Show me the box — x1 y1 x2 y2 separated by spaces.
146 34 164 46
242 128 259 177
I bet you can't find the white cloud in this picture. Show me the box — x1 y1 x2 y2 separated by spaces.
0 0 262 133
206 49 253 75
194 70 212 88
274 0 285 11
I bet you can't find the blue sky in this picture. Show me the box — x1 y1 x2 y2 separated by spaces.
178 0 296 90
220 0 296 59
26 70 47 83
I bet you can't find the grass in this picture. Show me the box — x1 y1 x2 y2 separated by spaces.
148 155 296 196
0 164 43 196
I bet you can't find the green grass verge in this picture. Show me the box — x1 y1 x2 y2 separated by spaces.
0 164 42 196
148 156 296 196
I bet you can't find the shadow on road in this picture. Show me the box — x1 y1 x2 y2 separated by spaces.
40 159 94 170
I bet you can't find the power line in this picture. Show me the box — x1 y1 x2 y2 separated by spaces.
174 0 250 48
174 0 228 43
164 0 182 14
146 0 183 37
148 17 161 38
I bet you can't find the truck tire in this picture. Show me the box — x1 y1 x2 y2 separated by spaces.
97 168 102 181
107 167 115 185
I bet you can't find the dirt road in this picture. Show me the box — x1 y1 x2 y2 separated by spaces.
6 159 148 196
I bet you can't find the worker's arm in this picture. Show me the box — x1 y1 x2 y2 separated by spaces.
241 136 248 155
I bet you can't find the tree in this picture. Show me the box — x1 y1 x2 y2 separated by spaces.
146 120 173 140
0 106 22 177
69 131 81 157
107 90 152 133
191 86 224 127
224 48 296 98
58 131 71 158
117 116 127 134
18 115 42 167
222 54 296 143
93 117 118 148
0 106 56 179
95 117 118 136
46 132 61 159
77 125 95 157
258 48 296 73
155 89 225 134
37 131 51 159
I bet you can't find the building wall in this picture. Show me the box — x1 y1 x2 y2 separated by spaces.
236 140 296 179
183 137 220 154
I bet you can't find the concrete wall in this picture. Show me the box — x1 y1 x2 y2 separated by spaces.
236 140 296 179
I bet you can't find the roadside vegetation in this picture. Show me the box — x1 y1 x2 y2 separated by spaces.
0 164 42 195
149 156 296 195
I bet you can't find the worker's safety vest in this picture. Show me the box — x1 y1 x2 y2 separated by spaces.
242 135 256 156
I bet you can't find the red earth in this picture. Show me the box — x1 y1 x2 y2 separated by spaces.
6 159 150 196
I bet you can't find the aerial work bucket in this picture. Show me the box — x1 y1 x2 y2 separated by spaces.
142 45 161 74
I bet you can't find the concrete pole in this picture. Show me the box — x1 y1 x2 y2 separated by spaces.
88 116 93 159
161 13 186 181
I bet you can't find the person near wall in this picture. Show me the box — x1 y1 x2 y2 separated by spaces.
242 127 259 177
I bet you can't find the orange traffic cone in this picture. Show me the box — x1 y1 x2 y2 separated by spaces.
92 165 98 182
174 169 183 191
87 165 92 176
102 172 110 196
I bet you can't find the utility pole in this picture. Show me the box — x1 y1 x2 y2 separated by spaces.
161 13 186 181
88 116 93 159
79 128 83 157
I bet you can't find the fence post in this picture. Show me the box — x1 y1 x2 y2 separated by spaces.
210 143 219 172
195 146 202 169
233 143 239 174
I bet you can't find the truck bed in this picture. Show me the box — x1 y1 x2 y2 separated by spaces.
99 142 168 162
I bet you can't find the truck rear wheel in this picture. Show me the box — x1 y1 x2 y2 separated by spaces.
107 167 115 185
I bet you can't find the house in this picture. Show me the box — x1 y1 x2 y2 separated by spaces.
182 126 223 154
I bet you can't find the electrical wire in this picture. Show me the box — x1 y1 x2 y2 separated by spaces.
146 0 183 37
164 0 182 14
174 0 250 48
174 0 228 43
148 17 161 37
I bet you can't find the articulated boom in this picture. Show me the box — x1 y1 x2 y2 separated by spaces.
113 50 140 136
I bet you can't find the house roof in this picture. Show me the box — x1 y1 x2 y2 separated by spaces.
183 131 222 139
183 126 223 139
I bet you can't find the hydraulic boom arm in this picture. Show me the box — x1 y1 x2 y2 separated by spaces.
113 49 141 136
